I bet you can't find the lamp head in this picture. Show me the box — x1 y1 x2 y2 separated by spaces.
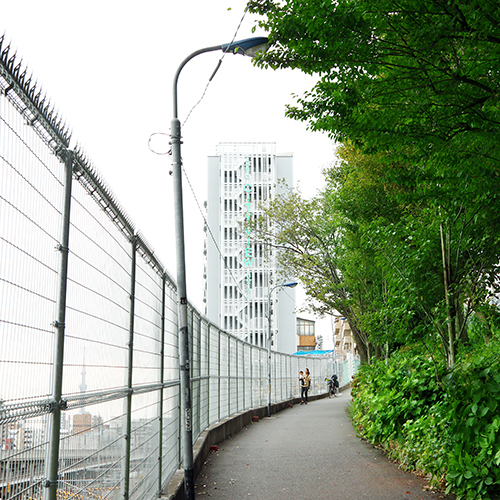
221 37 269 57
284 282 298 288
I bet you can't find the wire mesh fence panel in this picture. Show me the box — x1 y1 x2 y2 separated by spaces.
242 343 251 410
58 405 126 500
197 320 209 435
249 348 258 408
291 357 298 398
162 281 179 387
228 336 238 415
290 356 300 398
0 81 64 500
127 394 160 500
280 354 289 402
337 361 346 387
63 176 133 401
283 354 290 401
160 386 179 489
218 334 229 420
251 346 258 409
57 170 137 500
250 347 260 407
189 309 202 441
257 349 266 408
274 354 281 403
132 254 163 388
0 89 63 404
159 277 180 489
0 414 49 500
208 326 221 425
235 339 244 412
270 353 276 405
189 309 200 382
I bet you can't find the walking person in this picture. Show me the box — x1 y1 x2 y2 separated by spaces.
302 368 311 404
299 371 306 404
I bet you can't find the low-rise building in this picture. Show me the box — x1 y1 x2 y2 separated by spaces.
333 316 358 358
296 317 316 352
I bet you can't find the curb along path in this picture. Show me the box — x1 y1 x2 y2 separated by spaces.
194 393 456 500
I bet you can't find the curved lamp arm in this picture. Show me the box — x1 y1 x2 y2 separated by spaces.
172 37 269 118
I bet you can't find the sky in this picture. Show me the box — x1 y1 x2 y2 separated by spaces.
1 0 337 342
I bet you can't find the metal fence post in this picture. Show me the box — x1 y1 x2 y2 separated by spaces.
189 308 195 436
122 235 137 500
228 336 231 417
250 346 253 408
157 273 167 497
197 314 202 433
206 324 210 424
218 329 221 422
43 150 74 500
194 310 201 438
259 349 262 407
241 344 247 410
236 340 239 411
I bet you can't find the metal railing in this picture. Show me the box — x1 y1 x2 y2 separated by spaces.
0 38 337 500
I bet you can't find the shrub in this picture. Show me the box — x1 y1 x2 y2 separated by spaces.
349 340 500 499
443 342 500 499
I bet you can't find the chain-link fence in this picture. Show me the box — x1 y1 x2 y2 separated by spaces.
0 38 335 500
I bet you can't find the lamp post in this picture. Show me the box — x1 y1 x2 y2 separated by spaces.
267 281 298 417
170 36 268 500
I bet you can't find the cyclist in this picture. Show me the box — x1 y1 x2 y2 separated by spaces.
325 374 339 397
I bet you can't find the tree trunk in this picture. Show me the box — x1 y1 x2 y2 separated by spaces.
440 221 456 369
349 323 369 364
455 298 469 343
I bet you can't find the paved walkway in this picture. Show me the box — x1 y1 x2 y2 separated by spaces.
194 392 456 500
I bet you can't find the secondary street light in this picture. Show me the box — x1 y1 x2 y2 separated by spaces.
170 36 268 500
267 281 298 418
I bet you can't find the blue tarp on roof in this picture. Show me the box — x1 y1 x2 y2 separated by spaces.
292 350 335 356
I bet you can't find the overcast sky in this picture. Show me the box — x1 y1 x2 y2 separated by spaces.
1 1 336 339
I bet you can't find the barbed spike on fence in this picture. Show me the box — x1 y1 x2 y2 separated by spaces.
1 40 10 62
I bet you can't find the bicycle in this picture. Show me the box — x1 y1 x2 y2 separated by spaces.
325 377 338 398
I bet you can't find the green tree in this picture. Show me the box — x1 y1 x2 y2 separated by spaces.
250 187 371 363
248 0 500 368
248 0 500 165
332 144 500 369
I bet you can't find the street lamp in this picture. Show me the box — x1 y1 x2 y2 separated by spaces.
267 281 298 417
170 36 268 500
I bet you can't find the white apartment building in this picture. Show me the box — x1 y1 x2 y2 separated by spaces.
333 316 358 358
204 142 296 353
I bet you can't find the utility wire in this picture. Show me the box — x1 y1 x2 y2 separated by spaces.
148 6 256 300
182 158 246 300
182 6 249 128
180 6 250 299
147 7 248 154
